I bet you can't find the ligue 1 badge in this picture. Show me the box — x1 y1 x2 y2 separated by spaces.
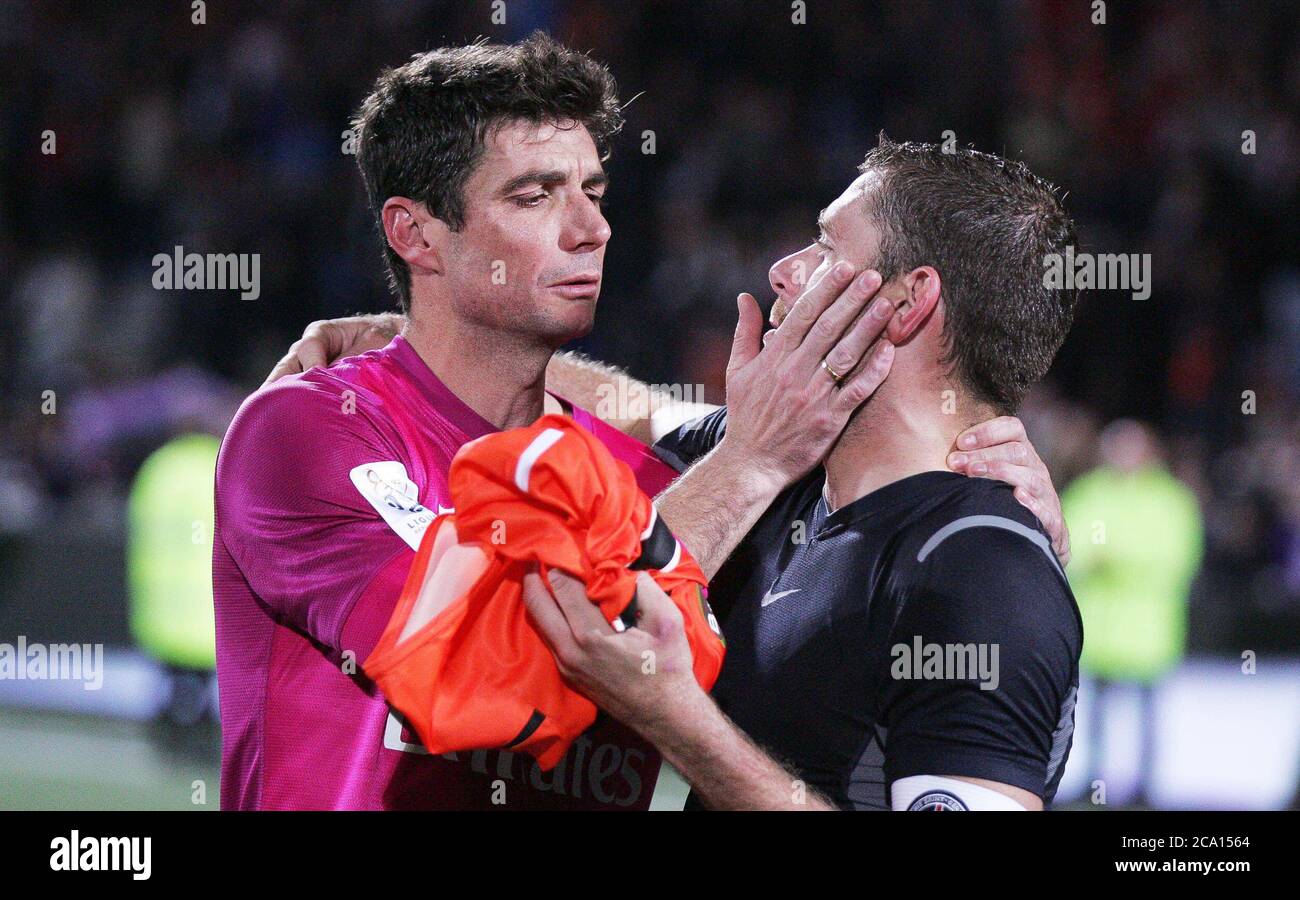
908 791 969 811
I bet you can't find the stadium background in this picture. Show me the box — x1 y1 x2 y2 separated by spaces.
1 0 1297 809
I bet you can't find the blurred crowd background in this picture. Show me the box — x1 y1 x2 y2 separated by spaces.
0 0 1297 809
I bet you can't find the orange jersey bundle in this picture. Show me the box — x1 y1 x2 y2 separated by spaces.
364 415 725 770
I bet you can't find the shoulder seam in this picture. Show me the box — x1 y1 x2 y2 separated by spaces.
916 515 1065 580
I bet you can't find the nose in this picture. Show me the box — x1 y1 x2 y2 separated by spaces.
561 194 611 253
771 246 820 297
768 245 823 326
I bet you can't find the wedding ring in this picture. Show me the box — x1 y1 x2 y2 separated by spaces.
820 358 846 385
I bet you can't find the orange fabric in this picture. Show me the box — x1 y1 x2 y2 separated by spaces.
364 415 725 770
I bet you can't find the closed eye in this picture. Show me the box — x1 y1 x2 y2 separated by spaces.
513 191 549 208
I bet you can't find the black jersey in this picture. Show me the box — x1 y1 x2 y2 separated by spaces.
655 407 1082 809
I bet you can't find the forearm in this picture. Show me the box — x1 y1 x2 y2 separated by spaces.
546 351 715 443
639 684 833 811
655 439 783 580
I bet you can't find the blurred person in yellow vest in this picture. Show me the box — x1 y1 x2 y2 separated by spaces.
1061 419 1203 806
127 432 220 726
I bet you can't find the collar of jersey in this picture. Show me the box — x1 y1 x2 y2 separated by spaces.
816 470 967 537
390 334 585 441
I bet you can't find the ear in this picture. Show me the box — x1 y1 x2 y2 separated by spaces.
884 265 941 344
382 197 446 276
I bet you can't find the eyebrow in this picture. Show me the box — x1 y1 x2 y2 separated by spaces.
499 169 609 196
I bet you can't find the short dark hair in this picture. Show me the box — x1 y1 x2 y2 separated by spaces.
861 135 1078 414
352 32 624 309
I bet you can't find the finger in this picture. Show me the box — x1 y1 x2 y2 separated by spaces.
1014 486 1068 557
1049 516 1068 558
972 460 1043 494
1013 484 1051 527
262 353 304 386
1026 492 1060 536
630 572 683 636
786 270 884 371
1014 486 1067 558
1011 481 1070 558
326 319 378 361
955 415 1027 451
769 261 857 352
947 441 1032 472
295 333 330 372
818 293 894 386
975 462 1054 520
521 570 582 654
546 569 615 636
324 321 356 361
769 293 788 329
1057 533 1072 567
727 293 765 375
1012 485 1045 524
830 339 894 415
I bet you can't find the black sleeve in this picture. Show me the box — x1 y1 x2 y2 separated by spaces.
651 406 729 473
880 525 1082 800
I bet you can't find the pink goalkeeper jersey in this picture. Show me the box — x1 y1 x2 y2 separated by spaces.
213 335 687 810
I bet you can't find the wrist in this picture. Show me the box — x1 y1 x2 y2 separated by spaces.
712 437 790 499
631 677 711 751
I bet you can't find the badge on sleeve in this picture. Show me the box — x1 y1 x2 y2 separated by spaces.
350 461 446 550
907 791 969 811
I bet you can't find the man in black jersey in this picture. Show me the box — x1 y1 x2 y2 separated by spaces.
523 137 1083 811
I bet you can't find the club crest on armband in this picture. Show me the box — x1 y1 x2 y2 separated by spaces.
908 791 968 811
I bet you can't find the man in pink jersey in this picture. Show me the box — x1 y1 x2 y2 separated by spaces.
220 33 1066 810
216 331 700 808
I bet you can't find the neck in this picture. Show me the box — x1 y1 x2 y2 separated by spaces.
822 385 987 513
403 306 552 431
